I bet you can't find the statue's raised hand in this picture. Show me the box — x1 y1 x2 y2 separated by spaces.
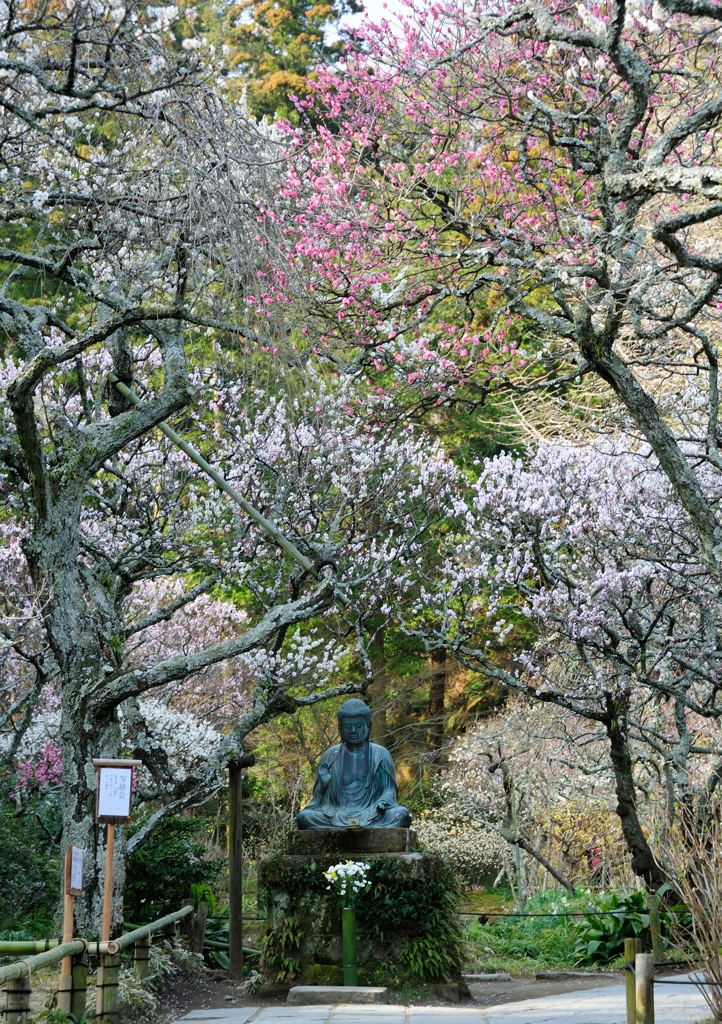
318 765 332 787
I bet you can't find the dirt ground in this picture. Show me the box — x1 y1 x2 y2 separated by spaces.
465 973 619 1007
160 970 623 1020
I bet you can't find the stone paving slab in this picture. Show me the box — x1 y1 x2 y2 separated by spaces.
481 974 707 1024
172 975 710 1024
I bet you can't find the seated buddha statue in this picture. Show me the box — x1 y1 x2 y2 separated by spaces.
297 698 412 830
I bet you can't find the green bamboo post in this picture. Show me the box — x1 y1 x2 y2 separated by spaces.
134 934 151 979
57 964 73 1014
70 950 88 1023
625 937 642 1024
648 894 663 963
342 908 358 986
5 976 31 1024
95 952 120 1022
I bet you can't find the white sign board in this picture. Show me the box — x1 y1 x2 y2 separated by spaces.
66 845 84 895
97 766 133 821
70 846 83 890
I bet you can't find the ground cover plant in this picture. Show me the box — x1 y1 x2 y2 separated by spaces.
463 887 685 974
464 890 598 975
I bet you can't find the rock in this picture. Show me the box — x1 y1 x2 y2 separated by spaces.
287 985 389 1004
287 827 417 855
464 972 512 981
432 983 460 1002
262 851 431 885
299 963 344 986
535 970 618 979
259 845 462 988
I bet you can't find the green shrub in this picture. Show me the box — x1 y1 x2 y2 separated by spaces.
0 784 61 935
573 888 684 963
124 815 222 923
360 859 463 981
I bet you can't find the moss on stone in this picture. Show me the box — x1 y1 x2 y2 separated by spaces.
299 963 344 986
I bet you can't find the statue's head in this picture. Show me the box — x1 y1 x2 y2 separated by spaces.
337 698 372 747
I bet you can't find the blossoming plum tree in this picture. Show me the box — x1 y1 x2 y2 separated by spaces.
260 0 722 888
405 437 722 887
0 0 463 929
275 0 722 578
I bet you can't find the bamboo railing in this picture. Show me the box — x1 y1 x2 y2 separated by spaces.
0 904 194 1024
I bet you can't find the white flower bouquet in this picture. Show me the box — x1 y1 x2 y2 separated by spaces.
323 860 372 908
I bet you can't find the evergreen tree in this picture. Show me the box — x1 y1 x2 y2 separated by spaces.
224 0 362 120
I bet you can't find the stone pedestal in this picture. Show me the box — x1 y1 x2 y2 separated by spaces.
288 827 417 856
258 828 463 992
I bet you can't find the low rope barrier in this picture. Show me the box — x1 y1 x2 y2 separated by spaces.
467 909 639 918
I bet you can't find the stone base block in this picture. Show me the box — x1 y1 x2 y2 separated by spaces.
262 851 430 886
288 986 389 1005
259 847 463 989
287 827 416 855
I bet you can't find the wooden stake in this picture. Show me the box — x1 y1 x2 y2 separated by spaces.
95 952 120 1022
5 976 31 1024
192 901 209 955
625 937 642 1024
101 824 115 943
648 893 663 963
70 950 88 1022
228 752 255 980
134 934 151 979
97 824 116 1020
228 761 243 981
58 847 75 1012
636 952 655 1024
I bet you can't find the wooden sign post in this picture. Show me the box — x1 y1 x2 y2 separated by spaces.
57 845 84 1013
92 758 141 1021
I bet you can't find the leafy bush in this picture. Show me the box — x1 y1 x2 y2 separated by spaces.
262 915 304 981
124 815 222 923
573 890 650 962
468 887 680 972
573 888 682 963
0 783 62 935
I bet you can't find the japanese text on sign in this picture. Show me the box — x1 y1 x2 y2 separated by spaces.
97 767 132 819
70 846 83 892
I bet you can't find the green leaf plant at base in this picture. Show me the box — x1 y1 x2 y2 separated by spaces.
463 888 680 975
262 915 305 982
573 888 686 964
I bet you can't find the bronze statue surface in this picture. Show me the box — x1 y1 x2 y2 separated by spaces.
297 699 412 830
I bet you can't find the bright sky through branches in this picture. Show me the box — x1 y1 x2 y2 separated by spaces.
335 0 403 39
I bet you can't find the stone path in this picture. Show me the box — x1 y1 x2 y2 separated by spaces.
172 974 710 1024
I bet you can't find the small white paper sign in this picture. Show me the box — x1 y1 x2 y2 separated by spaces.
97 767 132 819
70 847 83 891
